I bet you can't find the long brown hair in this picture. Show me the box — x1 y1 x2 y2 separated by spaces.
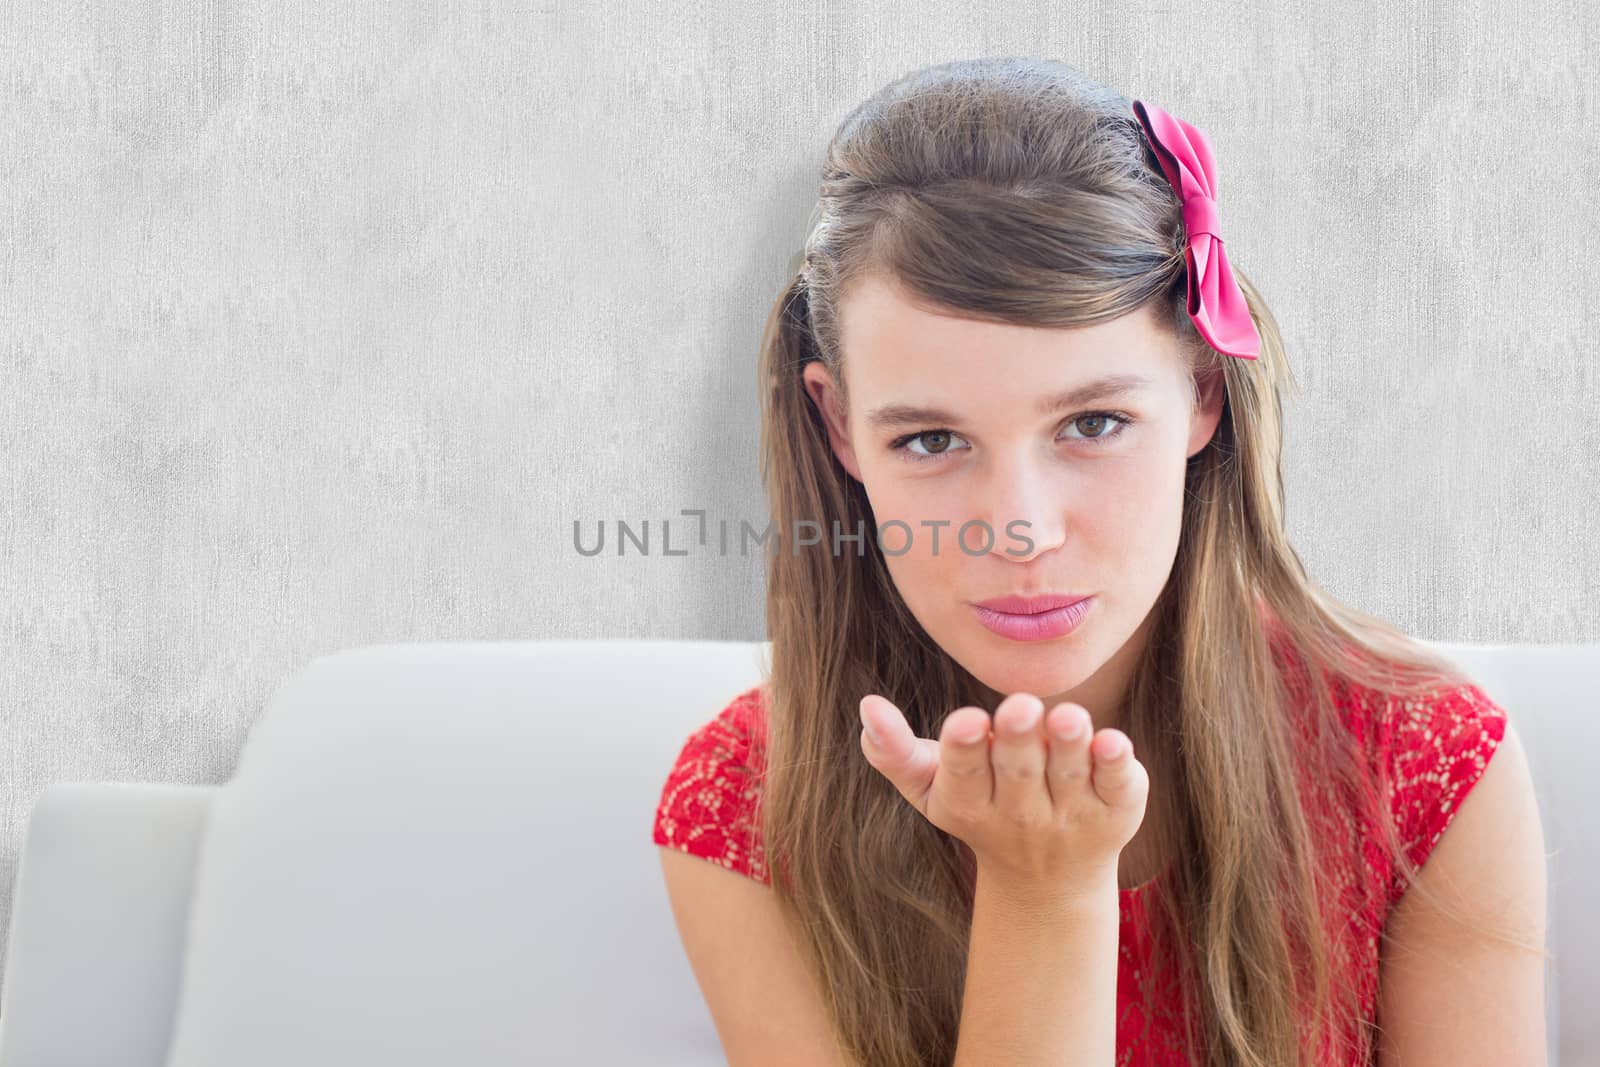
755 57 1509 1066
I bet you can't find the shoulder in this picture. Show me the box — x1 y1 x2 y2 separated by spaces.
1260 610 1542 913
1381 682 1510 879
1376 713 1548 1061
662 682 768 776
651 683 771 886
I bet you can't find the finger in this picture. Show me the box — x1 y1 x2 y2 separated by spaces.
990 693 1048 819
936 705 994 813
1089 728 1147 810
859 695 939 811
1043 702 1093 809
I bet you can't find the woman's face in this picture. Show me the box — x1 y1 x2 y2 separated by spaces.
802 272 1225 722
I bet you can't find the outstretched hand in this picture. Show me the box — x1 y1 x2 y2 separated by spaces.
857 692 1148 889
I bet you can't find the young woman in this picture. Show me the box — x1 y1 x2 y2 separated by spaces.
651 57 1548 1067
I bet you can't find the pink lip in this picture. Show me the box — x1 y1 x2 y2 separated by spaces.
970 594 1095 642
974 593 1091 614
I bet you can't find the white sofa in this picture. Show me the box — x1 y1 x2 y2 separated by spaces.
0 639 1591 1066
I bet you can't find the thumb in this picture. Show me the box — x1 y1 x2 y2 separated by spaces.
859 695 939 813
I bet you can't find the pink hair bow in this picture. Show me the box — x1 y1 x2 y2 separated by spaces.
1131 100 1261 361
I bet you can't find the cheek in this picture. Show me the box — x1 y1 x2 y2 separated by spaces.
872 493 960 579
853 461 959 549
1090 454 1186 546
1086 458 1189 609
859 478 971 605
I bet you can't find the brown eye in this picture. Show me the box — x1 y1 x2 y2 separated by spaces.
1061 411 1135 447
893 429 971 462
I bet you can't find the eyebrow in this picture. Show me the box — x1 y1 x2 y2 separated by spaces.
864 373 1155 431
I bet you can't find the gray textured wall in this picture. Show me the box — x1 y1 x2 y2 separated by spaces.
2 0 1596 998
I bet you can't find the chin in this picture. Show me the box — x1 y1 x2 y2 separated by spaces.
956 637 1096 704
980 665 1089 703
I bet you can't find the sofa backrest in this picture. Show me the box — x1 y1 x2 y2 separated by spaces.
137 638 1599 1064
164 639 769 1067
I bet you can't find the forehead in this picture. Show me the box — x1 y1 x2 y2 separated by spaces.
836 274 1182 412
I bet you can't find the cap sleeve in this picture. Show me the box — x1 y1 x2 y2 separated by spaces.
1383 681 1509 905
651 684 771 887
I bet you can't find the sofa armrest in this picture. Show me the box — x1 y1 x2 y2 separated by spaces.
0 782 217 1067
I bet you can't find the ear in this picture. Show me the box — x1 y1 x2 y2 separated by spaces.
1186 365 1227 460
801 362 864 482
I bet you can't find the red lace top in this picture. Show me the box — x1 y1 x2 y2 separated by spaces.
651 645 1509 1065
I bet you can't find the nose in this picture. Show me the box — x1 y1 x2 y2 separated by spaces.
972 453 1067 563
